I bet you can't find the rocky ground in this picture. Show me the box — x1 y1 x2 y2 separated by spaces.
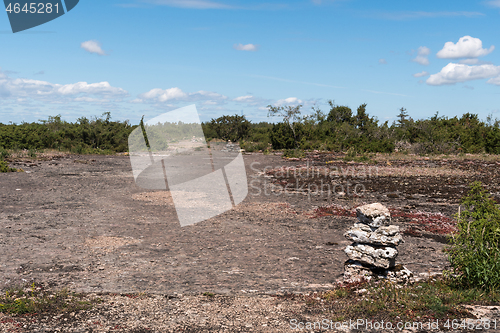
1 151 500 332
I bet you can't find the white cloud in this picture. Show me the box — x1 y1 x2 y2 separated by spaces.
487 76 500 85
485 0 500 7
143 0 231 9
233 43 259 51
412 46 430 65
379 58 387 64
436 36 494 59
74 97 105 103
426 63 500 85
233 95 254 102
0 69 128 102
459 58 480 65
413 71 429 78
275 97 303 106
81 40 106 56
203 100 218 105
232 94 273 107
458 58 493 65
57 82 127 96
137 87 227 104
195 90 227 99
140 87 187 102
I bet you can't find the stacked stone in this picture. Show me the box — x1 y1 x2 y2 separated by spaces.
343 203 412 283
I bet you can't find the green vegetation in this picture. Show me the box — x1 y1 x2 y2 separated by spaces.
0 112 135 154
448 182 500 289
1 103 500 156
303 277 500 323
0 146 17 172
203 102 500 155
0 160 16 173
0 282 100 315
302 182 500 321
343 147 376 163
283 148 305 159
203 114 251 142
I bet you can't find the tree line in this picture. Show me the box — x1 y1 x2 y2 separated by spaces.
203 101 500 155
0 113 134 154
1 102 500 155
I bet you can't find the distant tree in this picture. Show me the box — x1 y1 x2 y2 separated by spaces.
355 103 377 132
139 115 151 149
303 106 326 125
397 107 408 127
326 100 353 124
210 114 250 142
267 104 302 148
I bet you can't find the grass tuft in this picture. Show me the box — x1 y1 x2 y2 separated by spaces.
292 277 500 323
0 282 101 315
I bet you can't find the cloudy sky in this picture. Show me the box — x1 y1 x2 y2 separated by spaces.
1 0 499 124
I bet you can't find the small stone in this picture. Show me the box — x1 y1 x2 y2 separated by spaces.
343 260 374 282
345 243 397 269
356 203 391 227
344 224 403 246
385 265 413 283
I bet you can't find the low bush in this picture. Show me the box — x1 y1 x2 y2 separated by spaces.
0 160 16 173
448 181 500 290
283 149 305 159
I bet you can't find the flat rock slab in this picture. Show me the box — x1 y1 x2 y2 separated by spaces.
343 260 374 282
0 154 453 295
344 260 413 284
344 223 403 246
356 203 391 227
345 243 398 269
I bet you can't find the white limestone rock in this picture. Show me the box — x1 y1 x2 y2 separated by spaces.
385 265 413 284
343 260 374 283
356 203 391 228
344 243 397 269
344 223 403 246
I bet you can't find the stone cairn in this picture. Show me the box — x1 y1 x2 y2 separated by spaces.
343 203 413 283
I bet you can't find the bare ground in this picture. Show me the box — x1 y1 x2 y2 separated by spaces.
1 152 500 332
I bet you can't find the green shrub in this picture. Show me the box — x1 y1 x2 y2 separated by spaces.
269 122 296 149
283 149 305 159
0 113 134 154
28 149 37 158
207 114 250 142
241 141 268 152
448 181 500 290
342 148 375 163
0 147 9 160
0 160 16 173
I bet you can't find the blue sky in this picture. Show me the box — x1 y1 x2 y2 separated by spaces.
1 0 500 125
